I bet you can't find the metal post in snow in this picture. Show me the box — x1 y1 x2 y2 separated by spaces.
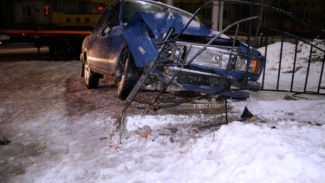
290 40 298 92
318 54 325 93
261 19 270 90
276 36 284 91
304 45 313 93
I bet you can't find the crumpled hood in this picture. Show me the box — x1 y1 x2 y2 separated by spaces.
126 12 221 38
122 12 227 68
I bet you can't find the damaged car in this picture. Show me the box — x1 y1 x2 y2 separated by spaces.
80 0 265 100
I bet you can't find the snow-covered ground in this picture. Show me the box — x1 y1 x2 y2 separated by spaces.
0 40 325 183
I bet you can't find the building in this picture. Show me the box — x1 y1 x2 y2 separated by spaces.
286 0 325 36
168 0 325 37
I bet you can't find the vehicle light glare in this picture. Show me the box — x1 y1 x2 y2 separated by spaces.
98 6 104 11
251 59 260 74
235 57 260 74
163 66 170 74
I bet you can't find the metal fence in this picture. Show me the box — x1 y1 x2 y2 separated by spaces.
260 33 325 95
224 0 325 95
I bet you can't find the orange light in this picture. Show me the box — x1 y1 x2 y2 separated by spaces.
44 5 50 16
251 60 260 74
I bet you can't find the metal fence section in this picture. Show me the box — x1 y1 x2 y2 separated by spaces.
222 0 325 95
260 32 325 95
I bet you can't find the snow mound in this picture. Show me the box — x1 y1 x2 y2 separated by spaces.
98 121 325 183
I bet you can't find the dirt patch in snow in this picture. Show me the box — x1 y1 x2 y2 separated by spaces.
0 142 44 183
64 78 123 117
63 76 236 120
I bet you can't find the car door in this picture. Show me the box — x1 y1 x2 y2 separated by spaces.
87 1 125 75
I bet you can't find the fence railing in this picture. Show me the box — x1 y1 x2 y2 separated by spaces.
223 0 325 95
260 31 325 95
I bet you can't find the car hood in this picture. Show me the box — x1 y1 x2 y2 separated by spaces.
122 12 229 68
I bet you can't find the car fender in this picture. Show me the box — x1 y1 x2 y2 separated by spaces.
122 22 158 68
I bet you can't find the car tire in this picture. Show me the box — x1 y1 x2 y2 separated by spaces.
83 59 99 89
116 47 142 100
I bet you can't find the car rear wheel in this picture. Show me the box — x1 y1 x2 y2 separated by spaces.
84 59 99 89
116 47 142 100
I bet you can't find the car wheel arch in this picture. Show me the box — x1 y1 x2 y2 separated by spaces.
83 52 100 89
81 51 88 77
115 46 143 100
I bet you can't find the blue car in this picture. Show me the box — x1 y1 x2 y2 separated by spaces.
81 0 265 100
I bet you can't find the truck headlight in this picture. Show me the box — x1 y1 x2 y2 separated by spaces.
235 57 261 74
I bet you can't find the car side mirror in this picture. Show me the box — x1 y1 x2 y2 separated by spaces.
101 25 111 36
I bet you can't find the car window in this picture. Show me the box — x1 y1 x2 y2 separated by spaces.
108 2 120 26
93 7 109 32
122 1 198 24
93 2 120 33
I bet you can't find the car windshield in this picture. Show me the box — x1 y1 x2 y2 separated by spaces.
122 0 198 23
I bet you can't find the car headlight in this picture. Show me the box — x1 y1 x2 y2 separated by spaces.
235 57 261 74
187 45 231 69
163 42 262 75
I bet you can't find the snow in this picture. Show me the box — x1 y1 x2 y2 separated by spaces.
1 40 325 183
258 40 325 92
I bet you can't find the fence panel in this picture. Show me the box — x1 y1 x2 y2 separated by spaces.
223 0 325 95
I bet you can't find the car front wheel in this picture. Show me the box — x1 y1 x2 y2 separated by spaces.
116 47 142 100
83 59 99 89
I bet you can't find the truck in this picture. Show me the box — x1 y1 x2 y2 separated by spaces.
0 0 114 60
